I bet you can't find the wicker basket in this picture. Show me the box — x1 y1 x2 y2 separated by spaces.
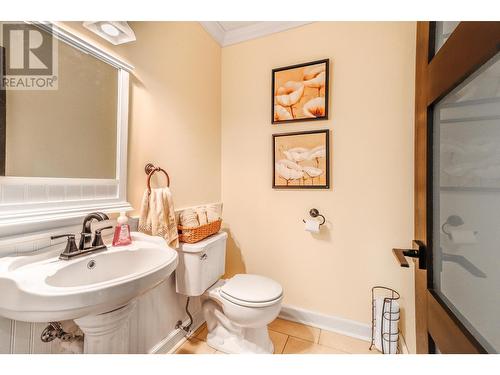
178 219 222 244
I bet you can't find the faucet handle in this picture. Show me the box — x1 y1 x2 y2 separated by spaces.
51 234 78 259
51 233 75 240
92 226 113 247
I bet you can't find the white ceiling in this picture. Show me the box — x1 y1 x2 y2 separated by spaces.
217 21 260 32
200 21 312 47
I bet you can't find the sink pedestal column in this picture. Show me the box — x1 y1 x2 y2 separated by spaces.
74 301 136 354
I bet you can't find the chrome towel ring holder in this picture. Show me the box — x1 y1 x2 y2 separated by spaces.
145 163 170 194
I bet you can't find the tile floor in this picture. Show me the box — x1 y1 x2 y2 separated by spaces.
174 318 381 354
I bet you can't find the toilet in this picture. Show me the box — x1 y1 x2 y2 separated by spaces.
175 231 283 354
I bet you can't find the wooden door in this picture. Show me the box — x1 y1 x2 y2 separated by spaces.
399 21 500 354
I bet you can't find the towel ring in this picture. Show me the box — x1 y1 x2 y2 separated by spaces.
145 163 170 194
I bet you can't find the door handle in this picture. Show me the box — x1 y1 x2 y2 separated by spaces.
393 248 419 268
393 240 426 269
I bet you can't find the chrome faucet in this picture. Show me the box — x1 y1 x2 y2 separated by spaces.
51 212 112 260
79 212 110 250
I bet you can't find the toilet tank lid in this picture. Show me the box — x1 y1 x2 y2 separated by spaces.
178 231 228 253
221 274 283 303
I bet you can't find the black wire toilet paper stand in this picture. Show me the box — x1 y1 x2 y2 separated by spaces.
369 286 401 354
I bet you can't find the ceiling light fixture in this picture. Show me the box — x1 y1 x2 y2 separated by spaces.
100 23 120 37
83 21 136 45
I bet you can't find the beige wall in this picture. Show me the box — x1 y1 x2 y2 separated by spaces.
221 22 417 352
60 22 222 211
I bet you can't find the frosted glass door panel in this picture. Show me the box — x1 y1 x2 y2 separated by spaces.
432 51 500 353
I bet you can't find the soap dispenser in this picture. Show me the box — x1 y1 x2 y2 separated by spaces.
112 212 132 246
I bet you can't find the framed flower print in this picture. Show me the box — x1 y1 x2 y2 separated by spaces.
273 129 330 189
272 59 329 124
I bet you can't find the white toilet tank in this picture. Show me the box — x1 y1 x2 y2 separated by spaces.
175 231 227 296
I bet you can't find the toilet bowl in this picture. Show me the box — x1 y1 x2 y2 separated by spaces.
202 274 283 353
175 232 284 354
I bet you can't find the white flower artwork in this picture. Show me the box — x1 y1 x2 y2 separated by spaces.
273 130 329 189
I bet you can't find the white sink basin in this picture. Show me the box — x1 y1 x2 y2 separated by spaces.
0 232 178 322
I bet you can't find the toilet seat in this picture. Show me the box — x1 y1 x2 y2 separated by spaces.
220 274 283 308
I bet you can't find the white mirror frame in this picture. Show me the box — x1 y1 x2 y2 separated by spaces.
0 22 133 237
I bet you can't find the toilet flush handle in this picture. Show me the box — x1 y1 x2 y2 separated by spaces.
200 253 208 260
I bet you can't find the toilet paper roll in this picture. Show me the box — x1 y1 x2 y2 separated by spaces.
449 230 478 244
304 219 320 233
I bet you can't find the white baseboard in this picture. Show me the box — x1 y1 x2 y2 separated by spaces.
279 304 372 341
153 304 409 354
149 309 205 354
279 304 409 353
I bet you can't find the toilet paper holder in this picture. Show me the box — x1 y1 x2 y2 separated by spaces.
302 208 326 225
441 215 464 239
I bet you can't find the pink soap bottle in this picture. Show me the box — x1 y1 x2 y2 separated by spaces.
112 212 132 246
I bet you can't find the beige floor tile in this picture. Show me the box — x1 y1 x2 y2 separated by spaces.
269 329 288 354
282 336 347 354
268 318 320 343
318 330 379 354
184 319 377 355
174 338 217 354
194 323 208 341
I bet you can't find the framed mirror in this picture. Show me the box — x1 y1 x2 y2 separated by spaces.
0 22 133 236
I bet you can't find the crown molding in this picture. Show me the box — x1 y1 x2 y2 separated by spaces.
200 21 313 47
199 21 226 45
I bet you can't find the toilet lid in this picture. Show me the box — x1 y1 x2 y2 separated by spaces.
220 274 283 304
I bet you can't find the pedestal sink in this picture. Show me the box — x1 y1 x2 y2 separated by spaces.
0 232 178 353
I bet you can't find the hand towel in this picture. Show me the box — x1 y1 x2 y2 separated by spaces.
138 187 179 248
195 206 208 225
179 208 199 228
206 203 221 223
